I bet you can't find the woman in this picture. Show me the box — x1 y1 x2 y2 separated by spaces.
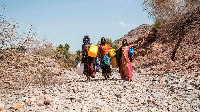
98 37 112 80
116 39 133 81
82 35 95 82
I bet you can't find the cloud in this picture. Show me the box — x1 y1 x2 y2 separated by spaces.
128 1 132 4
119 22 130 28
118 0 132 4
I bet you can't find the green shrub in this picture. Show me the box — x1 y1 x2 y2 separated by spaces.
151 18 166 35
57 43 71 59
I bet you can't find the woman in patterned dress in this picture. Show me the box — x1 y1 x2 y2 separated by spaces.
81 35 95 82
116 39 133 81
98 37 112 80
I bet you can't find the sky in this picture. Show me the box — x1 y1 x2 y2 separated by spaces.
1 0 153 51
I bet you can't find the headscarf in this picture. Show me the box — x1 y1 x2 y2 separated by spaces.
83 35 90 44
101 37 106 45
122 39 128 46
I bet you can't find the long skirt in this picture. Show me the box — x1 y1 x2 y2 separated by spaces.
100 54 111 76
83 57 95 78
120 46 132 81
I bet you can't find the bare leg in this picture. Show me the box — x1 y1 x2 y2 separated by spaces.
104 75 107 80
86 76 90 82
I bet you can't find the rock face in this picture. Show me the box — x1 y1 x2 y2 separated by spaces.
0 70 199 111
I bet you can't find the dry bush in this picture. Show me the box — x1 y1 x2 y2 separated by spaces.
0 5 55 55
0 8 38 51
0 5 76 93
28 39 57 57
158 5 200 60
143 0 200 20
0 49 66 93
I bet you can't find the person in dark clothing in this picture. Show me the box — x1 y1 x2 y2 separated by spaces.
81 35 95 82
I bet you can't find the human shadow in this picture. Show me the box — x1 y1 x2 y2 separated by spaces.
74 78 123 82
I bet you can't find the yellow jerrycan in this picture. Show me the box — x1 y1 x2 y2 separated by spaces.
108 49 116 58
88 44 98 57
111 57 118 68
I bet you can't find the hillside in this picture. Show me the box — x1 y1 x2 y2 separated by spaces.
113 8 200 74
133 8 199 74
114 24 152 46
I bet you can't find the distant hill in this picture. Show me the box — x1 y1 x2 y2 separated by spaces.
113 24 152 46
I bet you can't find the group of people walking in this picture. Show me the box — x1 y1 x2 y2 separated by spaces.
81 35 133 82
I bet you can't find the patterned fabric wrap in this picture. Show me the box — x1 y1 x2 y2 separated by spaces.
120 46 132 81
100 54 111 68
100 54 111 76
82 44 95 78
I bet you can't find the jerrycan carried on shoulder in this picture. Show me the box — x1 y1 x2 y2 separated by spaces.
108 49 116 58
88 44 98 57
128 47 134 57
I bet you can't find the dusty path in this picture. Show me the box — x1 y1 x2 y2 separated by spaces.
0 69 199 112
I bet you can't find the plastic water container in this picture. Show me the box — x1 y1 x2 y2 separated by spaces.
128 47 134 57
108 49 116 57
88 44 98 57
111 57 118 68
77 63 84 75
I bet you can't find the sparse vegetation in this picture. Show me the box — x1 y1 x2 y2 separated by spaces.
75 49 82 62
143 0 200 20
0 5 77 91
151 18 166 36
57 43 71 59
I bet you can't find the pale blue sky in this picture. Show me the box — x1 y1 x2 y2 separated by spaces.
1 0 153 51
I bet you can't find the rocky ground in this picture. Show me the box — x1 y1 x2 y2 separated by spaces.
0 68 199 112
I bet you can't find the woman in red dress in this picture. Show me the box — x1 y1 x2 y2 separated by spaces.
116 39 133 81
